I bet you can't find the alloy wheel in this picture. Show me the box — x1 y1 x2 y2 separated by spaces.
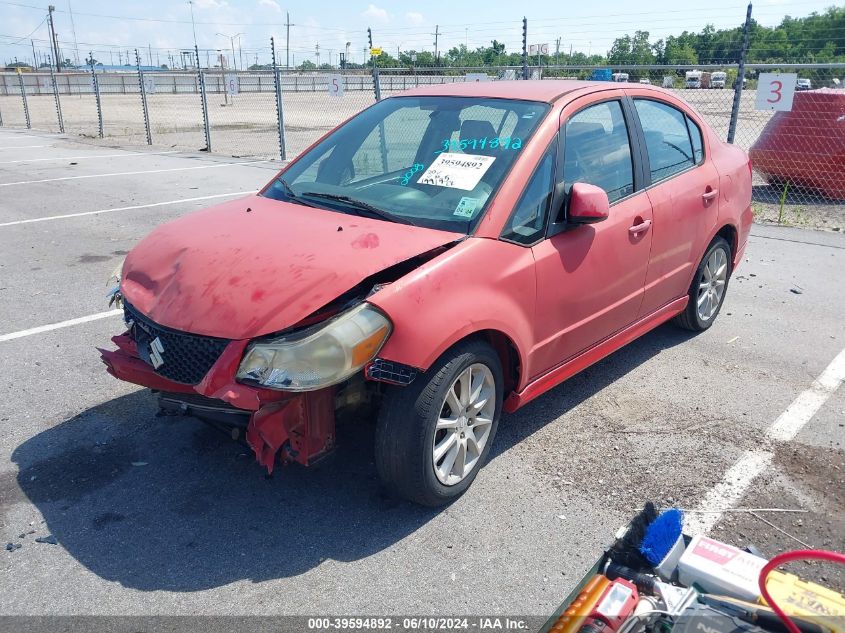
697 246 728 322
432 363 496 486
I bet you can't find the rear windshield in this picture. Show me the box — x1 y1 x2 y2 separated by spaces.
262 96 550 232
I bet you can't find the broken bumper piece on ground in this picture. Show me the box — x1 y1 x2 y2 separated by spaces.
98 333 336 473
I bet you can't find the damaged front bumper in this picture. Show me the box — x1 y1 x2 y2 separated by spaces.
99 333 336 473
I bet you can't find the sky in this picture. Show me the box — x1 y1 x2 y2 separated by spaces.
0 0 837 68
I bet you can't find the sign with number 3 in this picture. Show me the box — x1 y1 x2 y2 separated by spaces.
755 73 797 112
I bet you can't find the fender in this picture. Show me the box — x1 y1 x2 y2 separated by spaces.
368 237 536 389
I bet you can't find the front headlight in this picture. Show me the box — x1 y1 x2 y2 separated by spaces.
236 303 392 391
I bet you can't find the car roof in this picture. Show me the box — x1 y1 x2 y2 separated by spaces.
392 80 629 104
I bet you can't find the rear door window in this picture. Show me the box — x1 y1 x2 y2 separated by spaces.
634 99 696 182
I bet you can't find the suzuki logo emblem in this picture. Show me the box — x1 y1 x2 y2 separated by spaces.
149 337 165 369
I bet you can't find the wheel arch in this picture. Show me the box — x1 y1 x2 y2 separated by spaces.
475 329 522 395
426 328 524 397
714 222 738 270
382 327 526 400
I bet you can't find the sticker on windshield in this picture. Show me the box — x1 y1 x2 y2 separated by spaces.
454 197 479 218
418 153 496 190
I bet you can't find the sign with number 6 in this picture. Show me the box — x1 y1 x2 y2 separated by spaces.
755 72 797 112
224 74 239 97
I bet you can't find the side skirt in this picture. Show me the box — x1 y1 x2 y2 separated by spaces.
504 296 688 412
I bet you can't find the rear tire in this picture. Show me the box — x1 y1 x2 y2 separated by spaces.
375 340 503 506
674 236 732 332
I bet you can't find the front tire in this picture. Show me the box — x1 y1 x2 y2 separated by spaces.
375 340 503 506
674 236 732 331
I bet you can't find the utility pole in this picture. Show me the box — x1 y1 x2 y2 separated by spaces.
238 35 243 72
521 17 528 80
188 0 198 49
148 44 153 67
47 5 61 72
30 39 37 68
285 12 294 71
433 25 440 65
68 0 80 65
315 42 320 68
555 37 561 66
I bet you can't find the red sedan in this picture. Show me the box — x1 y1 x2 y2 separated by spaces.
101 80 752 505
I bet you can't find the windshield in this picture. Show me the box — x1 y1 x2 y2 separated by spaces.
261 96 551 232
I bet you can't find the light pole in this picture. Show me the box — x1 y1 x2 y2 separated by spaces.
216 32 244 70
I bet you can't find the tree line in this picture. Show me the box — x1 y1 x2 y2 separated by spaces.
277 6 843 70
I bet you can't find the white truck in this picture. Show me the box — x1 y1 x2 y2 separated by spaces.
685 70 702 88
612 72 630 83
711 71 727 88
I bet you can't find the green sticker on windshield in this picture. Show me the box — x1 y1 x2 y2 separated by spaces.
454 197 479 218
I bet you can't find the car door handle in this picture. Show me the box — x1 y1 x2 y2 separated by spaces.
629 219 652 235
702 188 719 201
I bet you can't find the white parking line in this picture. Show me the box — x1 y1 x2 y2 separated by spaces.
0 150 180 164
686 345 845 534
768 346 845 441
0 159 271 187
0 310 122 343
0 190 254 227
685 451 774 534
0 145 48 150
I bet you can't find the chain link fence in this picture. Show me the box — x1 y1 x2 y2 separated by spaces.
2 62 843 227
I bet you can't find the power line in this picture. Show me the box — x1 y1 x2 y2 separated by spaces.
0 0 831 34
3 13 46 45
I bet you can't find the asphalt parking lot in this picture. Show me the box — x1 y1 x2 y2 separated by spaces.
0 128 843 619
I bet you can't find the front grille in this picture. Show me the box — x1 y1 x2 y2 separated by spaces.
124 302 231 385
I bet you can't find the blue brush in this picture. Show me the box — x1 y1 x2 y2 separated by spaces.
639 508 685 580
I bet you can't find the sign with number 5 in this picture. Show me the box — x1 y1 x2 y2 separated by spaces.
755 72 797 112
328 74 344 97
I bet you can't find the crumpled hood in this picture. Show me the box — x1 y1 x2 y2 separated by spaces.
121 195 461 339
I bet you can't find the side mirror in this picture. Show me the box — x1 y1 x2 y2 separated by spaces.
568 182 610 224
